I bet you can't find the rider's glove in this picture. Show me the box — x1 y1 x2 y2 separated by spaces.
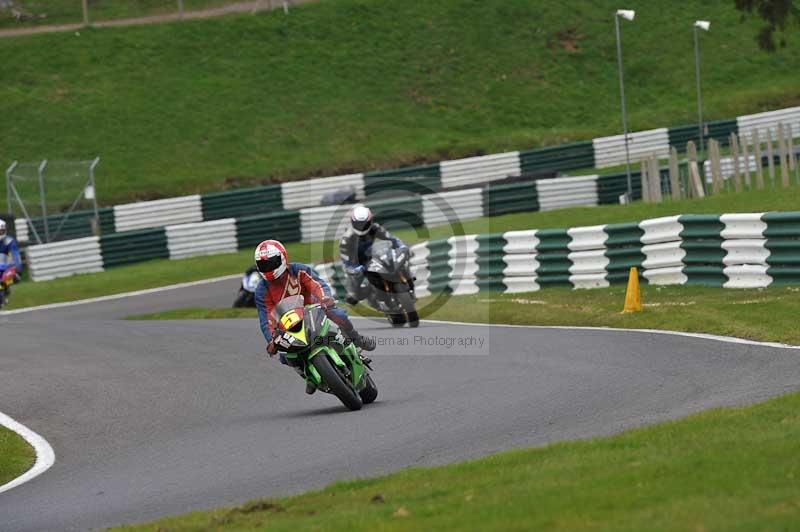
266 340 278 357
320 296 336 310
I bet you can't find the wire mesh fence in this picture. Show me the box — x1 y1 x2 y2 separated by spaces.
5 158 100 244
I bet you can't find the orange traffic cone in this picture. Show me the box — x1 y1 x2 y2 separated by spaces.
622 267 643 313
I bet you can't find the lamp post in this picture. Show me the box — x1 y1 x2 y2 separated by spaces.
694 20 711 153
615 9 635 202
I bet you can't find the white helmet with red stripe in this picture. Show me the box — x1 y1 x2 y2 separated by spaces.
254 240 288 281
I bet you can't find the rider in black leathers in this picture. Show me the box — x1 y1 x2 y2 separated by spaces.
339 205 406 305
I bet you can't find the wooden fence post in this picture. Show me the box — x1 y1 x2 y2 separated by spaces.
730 133 742 192
81 0 89 25
687 140 705 198
778 123 790 188
669 146 680 199
787 124 797 180
640 160 651 202
710 139 721 194
649 155 662 203
741 134 752 189
766 128 776 186
753 129 764 190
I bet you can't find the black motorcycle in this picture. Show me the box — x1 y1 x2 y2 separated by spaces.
350 241 419 327
232 267 262 308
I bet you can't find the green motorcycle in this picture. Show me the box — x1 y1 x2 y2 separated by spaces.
272 295 378 411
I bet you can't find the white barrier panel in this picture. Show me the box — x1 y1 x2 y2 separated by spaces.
447 258 479 278
166 218 238 260
114 195 203 233
502 230 539 254
720 213 766 240
639 215 683 245
502 276 540 293
593 128 670 168
642 266 688 285
282 173 365 211
502 253 539 277
641 241 685 270
703 155 758 180
737 107 800 141
449 276 480 295
447 235 479 259
569 272 609 290
422 188 483 227
13 219 30 244
536 175 599 211
27 236 103 281
440 151 521 189
568 249 610 276
721 239 770 267
723 264 772 289
567 224 607 251
299 204 352 243
409 242 429 266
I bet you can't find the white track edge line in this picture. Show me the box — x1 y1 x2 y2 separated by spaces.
0 274 241 315
0 411 55 494
419 319 800 350
5 274 797 351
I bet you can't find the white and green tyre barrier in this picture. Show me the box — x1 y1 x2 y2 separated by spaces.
400 212 800 297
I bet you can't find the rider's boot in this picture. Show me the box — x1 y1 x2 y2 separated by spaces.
351 332 376 353
292 366 316 395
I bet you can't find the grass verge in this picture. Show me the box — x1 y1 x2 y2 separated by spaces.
2 0 800 206
128 283 800 345
0 425 35 487
113 388 800 531
8 185 800 310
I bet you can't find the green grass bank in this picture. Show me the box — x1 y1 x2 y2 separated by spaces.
2 0 799 206
128 282 800 346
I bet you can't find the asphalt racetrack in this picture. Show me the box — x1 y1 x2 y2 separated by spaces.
1 277 799 531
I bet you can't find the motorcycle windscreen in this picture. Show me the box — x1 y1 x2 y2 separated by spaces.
368 241 395 273
272 295 305 331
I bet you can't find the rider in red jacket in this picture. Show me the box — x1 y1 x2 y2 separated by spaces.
254 240 376 361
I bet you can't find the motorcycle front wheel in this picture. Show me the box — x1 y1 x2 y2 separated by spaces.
359 374 378 404
311 354 363 411
395 290 419 328
232 289 251 308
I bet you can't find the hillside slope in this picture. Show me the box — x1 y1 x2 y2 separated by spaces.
1 0 798 205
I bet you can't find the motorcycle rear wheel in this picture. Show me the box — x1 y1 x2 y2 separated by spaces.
387 313 406 327
311 354 363 411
